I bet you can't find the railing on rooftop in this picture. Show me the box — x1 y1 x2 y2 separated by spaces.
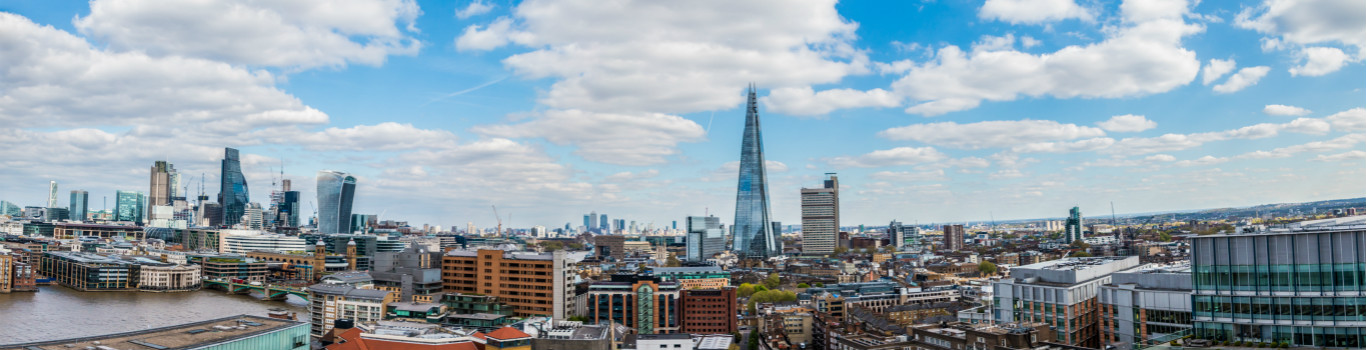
1135 329 1192 350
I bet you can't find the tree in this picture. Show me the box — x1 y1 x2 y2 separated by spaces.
763 272 781 289
665 254 682 267
796 283 810 288
753 285 769 293
1158 232 1173 242
746 290 798 312
747 327 759 350
737 283 757 298
566 315 590 322
1071 240 1091 249
1070 251 1093 258
831 247 848 256
814 282 825 287
978 261 998 276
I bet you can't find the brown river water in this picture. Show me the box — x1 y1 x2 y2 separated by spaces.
0 285 308 344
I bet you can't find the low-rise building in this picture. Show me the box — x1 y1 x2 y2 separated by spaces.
678 287 738 335
649 266 731 289
308 283 399 337
992 256 1141 348
0 315 309 350
138 263 202 292
586 274 680 334
1099 262 1191 349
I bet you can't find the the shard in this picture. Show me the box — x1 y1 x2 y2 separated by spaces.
733 84 779 259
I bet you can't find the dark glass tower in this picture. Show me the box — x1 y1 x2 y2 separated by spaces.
1064 206 1084 243
733 85 778 259
219 147 249 227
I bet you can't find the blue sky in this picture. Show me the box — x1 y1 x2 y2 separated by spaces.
1 0 1363 230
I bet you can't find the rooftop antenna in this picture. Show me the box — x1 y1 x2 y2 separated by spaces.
989 211 996 233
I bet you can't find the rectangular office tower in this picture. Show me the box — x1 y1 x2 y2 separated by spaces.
1191 217 1366 348
686 216 724 262
801 173 839 256
993 256 1141 348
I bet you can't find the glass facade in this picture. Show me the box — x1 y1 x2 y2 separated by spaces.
316 171 356 234
1191 229 1366 347
219 148 249 227
115 190 144 223
733 85 778 259
69 190 88 222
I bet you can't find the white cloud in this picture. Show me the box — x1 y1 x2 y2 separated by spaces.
979 0 1093 24
1237 133 1365 159
1174 155 1229 167
869 169 946 182
880 120 1106 149
824 147 948 168
1212 66 1271 93
1012 138 1116 153
1263 104 1312 116
74 0 422 70
459 0 868 163
1097 114 1157 132
763 87 900 116
895 0 1202 115
1236 0 1366 75
1289 47 1353 76
255 122 460 151
456 0 495 19
472 109 706 165
1201 58 1236 85
874 60 916 75
1312 150 1366 162
0 13 326 132
1108 117 1335 155
1326 108 1366 131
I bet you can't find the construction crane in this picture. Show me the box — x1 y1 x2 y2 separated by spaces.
491 205 502 236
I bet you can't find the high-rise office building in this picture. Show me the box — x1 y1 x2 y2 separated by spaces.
1065 206 1084 243
0 201 20 217
942 224 965 251
588 211 598 232
801 173 839 255
600 214 608 232
47 181 58 208
149 161 174 208
733 85 778 260
219 148 249 227
69 190 88 222
316 170 357 234
1190 219 1366 347
889 220 921 251
275 178 300 228
115 190 145 224
686 215 724 262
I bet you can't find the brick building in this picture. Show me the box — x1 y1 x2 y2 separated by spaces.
679 287 737 334
441 249 571 319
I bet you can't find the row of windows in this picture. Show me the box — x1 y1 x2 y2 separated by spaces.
1194 296 1366 321
1194 263 1365 292
1194 322 1366 348
1142 309 1192 325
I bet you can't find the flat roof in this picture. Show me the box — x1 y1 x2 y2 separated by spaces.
0 315 305 350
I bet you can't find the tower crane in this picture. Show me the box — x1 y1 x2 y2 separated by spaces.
492 205 502 236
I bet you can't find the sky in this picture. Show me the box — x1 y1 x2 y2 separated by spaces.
1 0 1364 231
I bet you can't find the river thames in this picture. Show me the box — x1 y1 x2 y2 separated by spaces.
0 285 308 344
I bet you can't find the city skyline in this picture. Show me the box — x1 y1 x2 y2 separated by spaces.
1 0 1363 229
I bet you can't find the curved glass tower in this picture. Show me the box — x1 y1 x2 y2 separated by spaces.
317 170 357 234
733 85 778 259
219 148 249 227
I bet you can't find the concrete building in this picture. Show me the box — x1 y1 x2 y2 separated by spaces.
595 235 626 260
372 241 444 301
1064 207 1084 243
993 256 1141 348
0 315 309 350
801 174 839 256
679 287 738 335
1099 262 1192 349
138 263 203 292
307 283 398 337
586 274 681 334
1190 218 1366 347
440 249 572 319
942 224 965 252
39 251 135 291
222 232 309 254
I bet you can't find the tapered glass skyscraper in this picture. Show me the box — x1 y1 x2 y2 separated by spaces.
733 85 778 259
317 170 357 234
219 148 249 227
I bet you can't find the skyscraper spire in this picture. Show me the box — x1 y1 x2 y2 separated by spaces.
733 84 778 259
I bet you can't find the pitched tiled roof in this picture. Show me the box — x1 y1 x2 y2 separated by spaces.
485 326 531 340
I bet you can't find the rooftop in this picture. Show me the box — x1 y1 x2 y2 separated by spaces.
309 283 394 300
0 315 304 350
